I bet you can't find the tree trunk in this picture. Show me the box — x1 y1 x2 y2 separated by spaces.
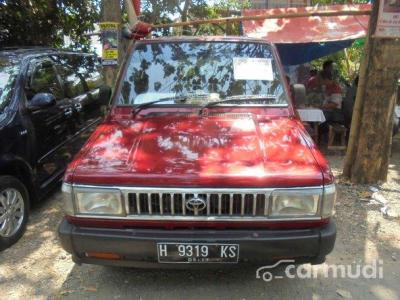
181 0 192 35
343 0 400 184
101 0 122 87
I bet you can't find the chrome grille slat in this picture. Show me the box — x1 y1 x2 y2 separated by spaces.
229 193 233 216
194 194 198 216
182 193 186 215
241 193 245 216
206 194 210 215
218 194 222 215
147 193 152 215
171 193 175 215
253 195 257 216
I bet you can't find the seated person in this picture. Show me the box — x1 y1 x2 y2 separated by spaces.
323 81 343 110
305 61 336 107
306 60 345 124
306 60 335 93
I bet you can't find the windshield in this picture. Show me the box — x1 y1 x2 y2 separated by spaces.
118 42 288 106
0 56 20 112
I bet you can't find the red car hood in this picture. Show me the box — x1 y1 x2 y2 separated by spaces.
68 113 328 187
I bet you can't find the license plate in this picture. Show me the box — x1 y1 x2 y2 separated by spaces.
157 243 239 263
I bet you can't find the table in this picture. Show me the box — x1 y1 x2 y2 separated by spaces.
297 108 326 144
297 108 326 123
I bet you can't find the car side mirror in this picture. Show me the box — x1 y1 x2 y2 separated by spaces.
28 93 56 109
292 84 306 107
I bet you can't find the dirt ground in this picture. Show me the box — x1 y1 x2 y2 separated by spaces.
1 138 399 300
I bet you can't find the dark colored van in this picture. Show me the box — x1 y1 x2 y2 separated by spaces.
0 48 110 250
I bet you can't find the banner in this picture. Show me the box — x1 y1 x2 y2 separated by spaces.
100 22 119 65
375 0 400 38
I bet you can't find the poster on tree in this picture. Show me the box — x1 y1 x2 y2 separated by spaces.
100 22 119 65
375 0 400 38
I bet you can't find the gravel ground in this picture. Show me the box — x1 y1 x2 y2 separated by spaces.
1 138 399 300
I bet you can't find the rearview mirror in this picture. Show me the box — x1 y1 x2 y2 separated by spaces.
28 93 56 109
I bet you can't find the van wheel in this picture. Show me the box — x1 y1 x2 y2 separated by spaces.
0 176 29 251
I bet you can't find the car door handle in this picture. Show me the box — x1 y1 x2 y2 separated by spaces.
74 103 82 112
64 108 73 116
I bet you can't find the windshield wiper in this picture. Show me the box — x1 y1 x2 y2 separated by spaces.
132 95 188 116
198 94 278 115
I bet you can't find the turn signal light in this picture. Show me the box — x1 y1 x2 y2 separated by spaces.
85 252 121 260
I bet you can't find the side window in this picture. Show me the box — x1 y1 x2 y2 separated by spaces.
28 61 63 100
80 55 103 90
53 55 86 98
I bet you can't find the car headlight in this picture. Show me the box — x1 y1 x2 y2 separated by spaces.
270 188 321 217
321 184 336 218
61 183 124 216
62 183 74 216
75 190 123 215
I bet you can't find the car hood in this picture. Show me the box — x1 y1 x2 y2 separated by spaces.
69 113 326 187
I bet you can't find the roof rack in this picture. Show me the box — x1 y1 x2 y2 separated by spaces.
0 46 57 50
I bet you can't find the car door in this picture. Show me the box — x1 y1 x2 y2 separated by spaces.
55 54 104 128
77 54 106 123
25 58 75 186
52 54 100 153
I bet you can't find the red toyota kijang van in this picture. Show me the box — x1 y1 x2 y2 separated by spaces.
59 37 336 267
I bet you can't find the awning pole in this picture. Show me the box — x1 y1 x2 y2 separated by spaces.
152 9 371 29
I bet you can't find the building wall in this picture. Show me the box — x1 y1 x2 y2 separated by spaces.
250 0 311 9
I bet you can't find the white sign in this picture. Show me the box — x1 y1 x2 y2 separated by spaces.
375 0 400 38
233 58 274 81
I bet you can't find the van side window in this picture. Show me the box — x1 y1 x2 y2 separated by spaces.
53 55 86 98
29 61 63 100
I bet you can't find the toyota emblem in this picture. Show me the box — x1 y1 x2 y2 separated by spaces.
185 195 207 212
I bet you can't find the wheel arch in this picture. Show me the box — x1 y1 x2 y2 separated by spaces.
0 155 37 203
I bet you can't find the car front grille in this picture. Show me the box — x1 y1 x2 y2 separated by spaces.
127 192 269 217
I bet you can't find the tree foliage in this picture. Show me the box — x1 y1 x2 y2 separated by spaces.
311 39 365 83
0 0 250 49
141 0 250 36
0 0 100 49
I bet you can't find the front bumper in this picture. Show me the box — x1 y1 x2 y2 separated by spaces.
58 219 336 268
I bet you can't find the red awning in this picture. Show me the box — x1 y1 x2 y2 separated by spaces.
242 4 371 44
131 0 141 15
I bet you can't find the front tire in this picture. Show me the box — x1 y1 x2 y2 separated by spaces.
0 176 29 251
